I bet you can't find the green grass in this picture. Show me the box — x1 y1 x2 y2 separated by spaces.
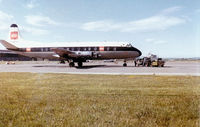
0 73 199 127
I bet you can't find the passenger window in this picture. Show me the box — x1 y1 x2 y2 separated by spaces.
113 47 116 51
94 47 97 51
107 47 110 51
88 47 91 51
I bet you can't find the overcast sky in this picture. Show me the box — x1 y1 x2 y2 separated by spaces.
0 0 199 58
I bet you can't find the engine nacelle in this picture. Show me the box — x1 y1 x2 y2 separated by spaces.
69 51 93 58
75 51 93 56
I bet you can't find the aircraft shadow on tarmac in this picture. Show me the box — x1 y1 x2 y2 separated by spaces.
33 65 107 69
33 65 170 69
75 65 106 69
33 65 137 69
74 65 142 69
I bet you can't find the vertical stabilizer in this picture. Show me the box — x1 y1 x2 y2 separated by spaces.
9 24 20 42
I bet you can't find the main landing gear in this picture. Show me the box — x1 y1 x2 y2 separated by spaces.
69 62 75 67
69 61 83 67
123 60 127 67
60 60 65 64
77 62 83 67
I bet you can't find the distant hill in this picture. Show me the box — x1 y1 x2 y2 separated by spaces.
164 57 200 61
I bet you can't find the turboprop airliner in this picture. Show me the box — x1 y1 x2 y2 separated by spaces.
0 24 142 67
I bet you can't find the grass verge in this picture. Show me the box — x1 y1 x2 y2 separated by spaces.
0 73 199 126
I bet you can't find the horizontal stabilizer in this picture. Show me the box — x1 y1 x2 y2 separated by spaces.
0 40 19 50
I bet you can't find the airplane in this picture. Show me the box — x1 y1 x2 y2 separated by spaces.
0 24 142 67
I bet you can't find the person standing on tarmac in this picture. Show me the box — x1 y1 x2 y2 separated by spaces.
134 59 137 67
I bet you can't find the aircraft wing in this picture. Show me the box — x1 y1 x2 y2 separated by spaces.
51 48 92 58
51 48 74 57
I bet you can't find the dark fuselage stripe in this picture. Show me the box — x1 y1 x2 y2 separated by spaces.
19 46 140 53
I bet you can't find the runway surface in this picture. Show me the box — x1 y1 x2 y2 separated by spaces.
0 61 200 76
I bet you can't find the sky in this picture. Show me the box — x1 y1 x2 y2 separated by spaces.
0 0 199 58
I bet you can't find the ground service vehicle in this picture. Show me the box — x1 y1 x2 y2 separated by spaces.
135 54 165 67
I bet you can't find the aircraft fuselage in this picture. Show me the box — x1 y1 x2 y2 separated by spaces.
12 46 142 61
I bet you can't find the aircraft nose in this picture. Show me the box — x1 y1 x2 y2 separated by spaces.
135 48 142 56
138 49 142 56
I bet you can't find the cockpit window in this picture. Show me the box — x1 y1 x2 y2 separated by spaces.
126 43 133 47
121 43 133 47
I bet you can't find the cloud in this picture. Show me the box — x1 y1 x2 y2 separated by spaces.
25 15 59 26
0 11 52 36
20 26 49 35
81 6 186 33
145 38 167 44
122 15 185 32
0 11 14 30
160 6 182 15
26 0 38 9
81 20 121 32
195 9 200 13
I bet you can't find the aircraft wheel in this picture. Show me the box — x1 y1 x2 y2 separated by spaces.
60 60 65 64
69 62 75 67
123 63 127 67
78 62 83 67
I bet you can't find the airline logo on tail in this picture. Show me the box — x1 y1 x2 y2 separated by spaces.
9 24 20 41
10 31 18 40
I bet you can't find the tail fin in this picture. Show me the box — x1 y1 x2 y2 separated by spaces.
0 40 19 50
9 24 20 42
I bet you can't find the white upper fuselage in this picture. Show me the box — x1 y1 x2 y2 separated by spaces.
8 39 131 48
